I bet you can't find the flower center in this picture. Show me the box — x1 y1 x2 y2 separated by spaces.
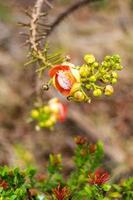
57 71 74 90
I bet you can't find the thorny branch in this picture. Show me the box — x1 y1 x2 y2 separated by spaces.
47 0 102 36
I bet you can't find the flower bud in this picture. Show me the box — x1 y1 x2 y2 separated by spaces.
111 78 117 84
84 54 95 64
93 89 102 97
104 85 114 96
73 91 85 102
85 84 91 90
70 82 81 95
44 118 55 127
79 65 90 77
75 136 87 145
115 64 123 70
31 110 39 119
89 75 96 82
89 144 97 153
92 62 99 68
43 106 51 114
112 71 118 78
102 61 108 68
39 121 46 128
105 56 111 61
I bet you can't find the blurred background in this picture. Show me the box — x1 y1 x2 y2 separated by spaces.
0 0 133 180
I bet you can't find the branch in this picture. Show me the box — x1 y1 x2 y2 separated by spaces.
47 0 102 36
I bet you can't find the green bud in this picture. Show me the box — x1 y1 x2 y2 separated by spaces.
93 89 102 97
115 64 123 70
73 91 85 102
112 71 118 78
92 62 99 68
43 106 51 114
102 61 108 68
110 60 115 66
104 85 114 96
84 54 95 64
39 121 46 128
43 119 54 128
114 54 121 62
89 75 96 82
85 84 91 90
111 78 117 84
105 56 111 61
103 74 110 79
79 65 90 77
31 109 39 119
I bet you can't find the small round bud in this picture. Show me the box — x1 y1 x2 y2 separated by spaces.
103 74 110 79
115 64 123 70
70 83 81 95
79 65 90 77
104 85 114 96
42 84 49 91
93 62 99 68
43 106 51 114
114 54 121 62
31 110 39 119
85 84 91 90
112 71 118 78
105 56 111 61
39 121 46 128
93 89 102 97
73 91 85 102
110 60 115 66
43 120 53 127
102 61 108 68
111 78 117 84
89 75 96 82
84 54 95 64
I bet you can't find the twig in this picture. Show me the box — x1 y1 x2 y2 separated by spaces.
47 0 102 36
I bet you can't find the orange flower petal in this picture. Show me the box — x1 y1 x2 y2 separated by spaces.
49 65 70 77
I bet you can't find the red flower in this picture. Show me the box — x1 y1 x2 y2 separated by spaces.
49 98 67 122
88 168 110 185
53 184 69 200
75 136 87 145
49 64 80 96
0 180 8 189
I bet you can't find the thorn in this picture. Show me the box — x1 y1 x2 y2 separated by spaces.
24 10 32 18
18 22 30 27
22 40 30 47
44 0 53 9
19 32 29 36
39 12 48 17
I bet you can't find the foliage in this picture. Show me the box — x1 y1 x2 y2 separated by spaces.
0 137 132 200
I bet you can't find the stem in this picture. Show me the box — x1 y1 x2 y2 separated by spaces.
47 0 102 36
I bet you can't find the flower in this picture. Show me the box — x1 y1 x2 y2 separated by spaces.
49 63 80 96
75 136 87 145
88 168 110 185
0 180 8 189
104 85 114 96
52 184 69 200
48 98 67 122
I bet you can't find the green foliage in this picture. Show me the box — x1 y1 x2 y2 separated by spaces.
0 137 132 199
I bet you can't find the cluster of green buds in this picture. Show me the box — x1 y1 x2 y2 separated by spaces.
79 54 123 101
30 98 67 130
48 54 123 102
